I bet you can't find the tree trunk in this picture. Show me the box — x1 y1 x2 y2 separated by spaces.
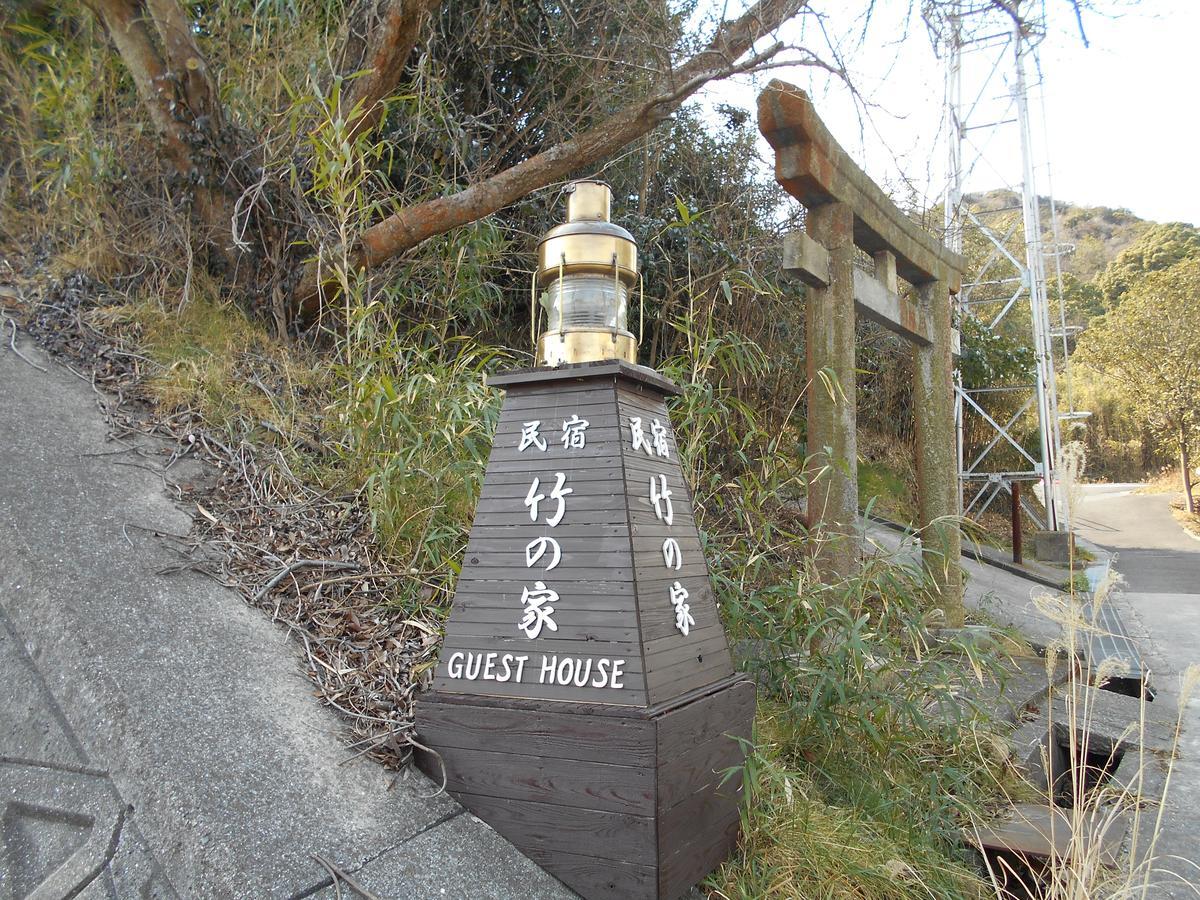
85 0 237 255
338 0 440 143
1182 423 1196 515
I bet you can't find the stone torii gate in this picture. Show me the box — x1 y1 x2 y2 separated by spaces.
758 81 966 623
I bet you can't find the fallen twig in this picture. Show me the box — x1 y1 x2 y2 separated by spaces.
310 854 383 900
252 558 362 603
5 317 47 372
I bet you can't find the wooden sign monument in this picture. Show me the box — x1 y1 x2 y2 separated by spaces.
415 184 755 900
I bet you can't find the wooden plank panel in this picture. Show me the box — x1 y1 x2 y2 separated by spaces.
416 697 656 763
421 687 648 717
475 494 629 515
522 846 658 900
461 510 632 527
482 444 624 463
458 540 633 566
495 385 623 406
626 595 713 634
452 584 637 605
627 558 711 579
481 468 626 488
643 632 731 671
658 811 740 900
626 507 697 529
657 728 748 812
494 408 620 428
443 792 658 866
655 682 748 897
450 619 640 643
433 744 655 815
489 415 623 439
640 613 723 643
659 769 743 849
447 605 635 631
646 652 735 701
484 454 626 474
447 610 640 636
430 673 646 705
629 521 710 539
464 535 631 557
487 434 625 458
612 384 732 709
634 570 715 590
611 405 671 428
467 522 629 540
642 622 726 652
615 385 673 409
454 563 634 581
494 404 622 425
621 456 695 482
655 679 756 760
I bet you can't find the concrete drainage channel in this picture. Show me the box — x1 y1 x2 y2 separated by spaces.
964 561 1172 898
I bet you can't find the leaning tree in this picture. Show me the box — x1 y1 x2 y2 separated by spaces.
61 0 823 331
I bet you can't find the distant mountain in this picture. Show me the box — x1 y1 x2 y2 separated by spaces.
965 189 1151 282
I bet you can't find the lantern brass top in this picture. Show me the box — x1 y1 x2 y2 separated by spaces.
566 181 611 223
537 181 638 287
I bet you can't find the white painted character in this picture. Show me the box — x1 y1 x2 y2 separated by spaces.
545 471 572 527
629 416 653 455
662 537 683 571
561 414 590 449
518 420 547 452
525 473 572 526
650 474 674 525
519 581 559 639
525 535 562 571
669 581 694 637
650 419 670 458
524 476 546 522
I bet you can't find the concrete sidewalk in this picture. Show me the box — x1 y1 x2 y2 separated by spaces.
0 334 573 898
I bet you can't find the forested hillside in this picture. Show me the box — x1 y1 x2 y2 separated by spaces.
957 190 1197 488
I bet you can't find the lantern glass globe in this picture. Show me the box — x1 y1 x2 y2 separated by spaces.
545 274 629 333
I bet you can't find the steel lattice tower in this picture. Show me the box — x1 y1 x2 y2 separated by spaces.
930 0 1076 533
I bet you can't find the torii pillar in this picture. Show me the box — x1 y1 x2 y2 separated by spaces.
803 200 859 579
759 81 965 622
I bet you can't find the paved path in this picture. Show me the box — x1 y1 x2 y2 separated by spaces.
0 333 572 898
1077 483 1200 897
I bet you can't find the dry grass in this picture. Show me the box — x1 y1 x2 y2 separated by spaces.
1135 467 1186 494
1168 501 1200 541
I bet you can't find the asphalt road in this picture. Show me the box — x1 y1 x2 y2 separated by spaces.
1076 483 1200 895
1077 483 1199 594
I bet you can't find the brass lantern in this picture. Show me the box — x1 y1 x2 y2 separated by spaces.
535 181 639 366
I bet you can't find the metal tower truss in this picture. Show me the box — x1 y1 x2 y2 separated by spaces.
928 0 1073 533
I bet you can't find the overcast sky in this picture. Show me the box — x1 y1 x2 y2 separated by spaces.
703 0 1198 226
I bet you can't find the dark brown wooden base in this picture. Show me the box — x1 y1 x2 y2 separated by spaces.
415 674 755 900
